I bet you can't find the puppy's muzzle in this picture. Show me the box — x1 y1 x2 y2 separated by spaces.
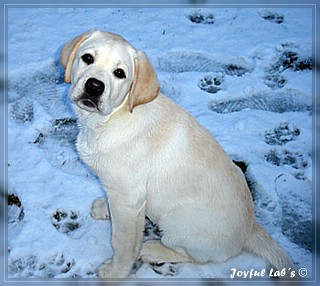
76 78 105 112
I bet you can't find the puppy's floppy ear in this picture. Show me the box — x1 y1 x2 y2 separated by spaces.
60 30 94 83
129 51 160 112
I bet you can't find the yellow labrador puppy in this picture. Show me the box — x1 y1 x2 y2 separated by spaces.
60 30 294 278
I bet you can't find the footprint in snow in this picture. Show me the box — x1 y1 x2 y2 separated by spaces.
157 51 254 76
8 60 69 119
209 88 311 114
33 118 90 177
275 174 312 251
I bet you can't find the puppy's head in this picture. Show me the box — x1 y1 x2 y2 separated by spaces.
60 30 160 116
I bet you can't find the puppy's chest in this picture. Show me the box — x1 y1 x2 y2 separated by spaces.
76 129 126 176
76 132 108 172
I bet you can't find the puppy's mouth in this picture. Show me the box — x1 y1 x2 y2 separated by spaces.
75 93 101 113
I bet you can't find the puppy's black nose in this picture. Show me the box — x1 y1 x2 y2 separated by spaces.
85 78 105 97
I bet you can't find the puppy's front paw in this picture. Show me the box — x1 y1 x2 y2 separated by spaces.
91 197 110 220
96 259 131 278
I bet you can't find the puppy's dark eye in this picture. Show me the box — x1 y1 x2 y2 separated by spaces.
81 54 94 65
113 68 126 79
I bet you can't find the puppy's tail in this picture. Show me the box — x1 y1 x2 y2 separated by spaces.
245 223 295 276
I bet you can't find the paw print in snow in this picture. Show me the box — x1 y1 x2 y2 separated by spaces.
260 10 284 24
45 253 75 278
265 149 308 169
198 73 225 94
51 209 81 235
8 193 24 223
264 74 287 90
267 44 312 74
8 253 75 278
265 122 300 145
187 10 215 24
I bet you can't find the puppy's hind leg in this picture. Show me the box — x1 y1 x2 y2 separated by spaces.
139 240 194 264
91 197 110 220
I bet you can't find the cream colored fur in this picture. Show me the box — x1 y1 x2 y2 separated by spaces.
60 30 294 278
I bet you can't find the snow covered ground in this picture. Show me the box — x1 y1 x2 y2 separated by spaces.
6 5 314 282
